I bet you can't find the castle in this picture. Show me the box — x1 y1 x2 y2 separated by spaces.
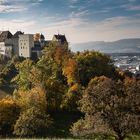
0 31 68 59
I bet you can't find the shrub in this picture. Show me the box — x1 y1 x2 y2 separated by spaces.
0 97 20 136
13 107 52 137
14 87 47 112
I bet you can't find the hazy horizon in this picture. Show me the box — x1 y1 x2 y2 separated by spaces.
0 0 140 43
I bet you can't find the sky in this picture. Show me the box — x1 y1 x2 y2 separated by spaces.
0 0 140 43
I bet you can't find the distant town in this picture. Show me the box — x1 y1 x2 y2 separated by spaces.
0 30 68 59
111 53 140 77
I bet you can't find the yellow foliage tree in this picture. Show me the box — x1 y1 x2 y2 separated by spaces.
0 96 20 135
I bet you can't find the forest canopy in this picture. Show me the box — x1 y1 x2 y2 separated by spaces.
0 43 139 140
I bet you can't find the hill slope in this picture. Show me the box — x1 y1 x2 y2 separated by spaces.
70 38 140 53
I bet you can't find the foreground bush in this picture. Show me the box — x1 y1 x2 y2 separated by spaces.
13 87 52 137
71 76 140 140
0 97 20 136
13 107 52 137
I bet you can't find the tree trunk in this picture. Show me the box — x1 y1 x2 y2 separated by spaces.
115 135 125 140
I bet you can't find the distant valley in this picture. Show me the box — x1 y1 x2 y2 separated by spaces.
70 38 140 54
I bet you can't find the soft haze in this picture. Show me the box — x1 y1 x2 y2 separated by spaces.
0 0 140 43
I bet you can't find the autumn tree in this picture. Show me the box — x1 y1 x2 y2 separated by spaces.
61 58 82 111
123 77 140 115
61 50 120 110
0 97 20 136
34 53 66 110
63 58 79 86
13 87 52 137
13 107 52 137
75 51 119 86
32 43 73 110
71 76 140 140
14 87 47 111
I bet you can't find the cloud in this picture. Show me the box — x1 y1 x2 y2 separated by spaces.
128 0 136 2
120 1 140 11
70 0 78 3
0 0 43 3
41 16 140 43
0 0 140 43
70 10 89 18
0 5 27 13
0 19 36 33
127 5 140 10
0 0 43 13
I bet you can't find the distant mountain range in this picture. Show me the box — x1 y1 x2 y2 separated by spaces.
70 38 140 54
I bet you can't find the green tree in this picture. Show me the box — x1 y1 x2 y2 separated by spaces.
12 59 33 90
0 56 20 88
75 51 118 86
32 43 72 111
